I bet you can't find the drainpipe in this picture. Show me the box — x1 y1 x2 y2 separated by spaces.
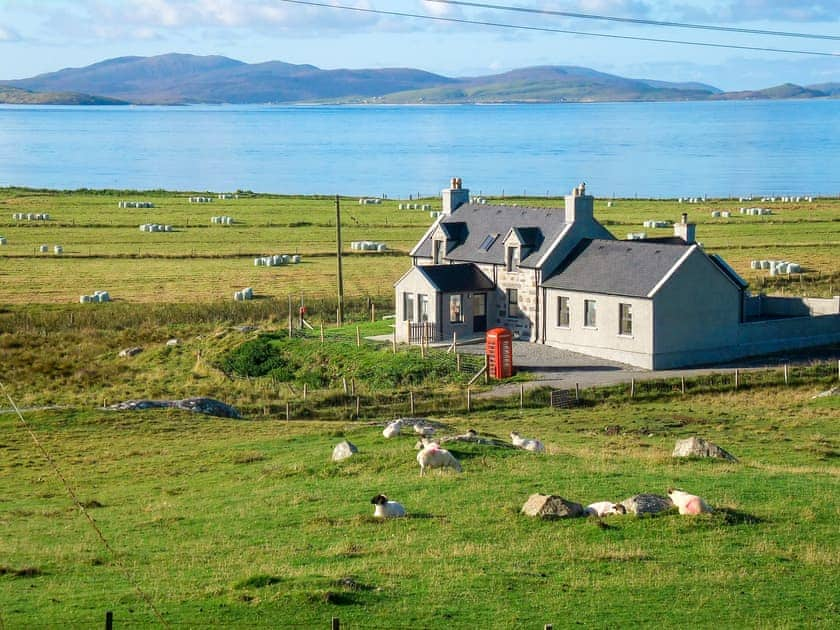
534 268 540 342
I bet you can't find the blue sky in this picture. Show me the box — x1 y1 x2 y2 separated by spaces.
0 1 837 90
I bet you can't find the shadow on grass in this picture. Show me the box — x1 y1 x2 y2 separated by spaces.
717 507 766 526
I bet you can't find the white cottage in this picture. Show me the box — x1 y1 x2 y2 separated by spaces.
395 178 840 369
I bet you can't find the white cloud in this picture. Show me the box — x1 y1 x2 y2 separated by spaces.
0 24 21 42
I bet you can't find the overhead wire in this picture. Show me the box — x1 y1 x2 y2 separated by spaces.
1 382 170 628
425 0 840 41
275 0 840 57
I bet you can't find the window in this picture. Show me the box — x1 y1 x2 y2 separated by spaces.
479 234 498 251
449 294 464 323
507 289 520 317
403 293 415 322
418 294 429 322
584 299 597 327
433 239 443 264
506 246 517 272
556 296 570 327
619 303 633 336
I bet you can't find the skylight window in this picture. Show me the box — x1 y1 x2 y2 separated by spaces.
479 234 498 251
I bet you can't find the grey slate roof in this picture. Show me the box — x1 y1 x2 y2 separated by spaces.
415 263 495 293
414 202 567 268
542 239 693 297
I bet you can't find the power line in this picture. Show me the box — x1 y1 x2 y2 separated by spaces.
426 0 840 41
1 382 169 628
275 0 840 57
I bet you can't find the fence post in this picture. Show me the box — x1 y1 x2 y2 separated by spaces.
351 378 355 396
484 354 489 384
332 618 340 630
303 383 307 401
356 326 361 347
355 396 360 418
681 376 686 395
320 323 325 344
784 363 789 385
466 387 471 413
520 383 524 409
837 359 840 381
288 295 293 336
285 402 290 421
410 391 415 415
575 383 580 401
105 611 113 630
630 378 635 398
735 369 740 389
392 328 397 354
371 302 375 322
343 377 348 394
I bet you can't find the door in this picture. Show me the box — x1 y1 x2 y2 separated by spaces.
472 293 487 333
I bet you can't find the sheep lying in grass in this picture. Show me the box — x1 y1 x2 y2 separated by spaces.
370 494 406 518
417 442 461 475
584 501 627 517
382 420 402 439
667 488 713 515
510 431 545 453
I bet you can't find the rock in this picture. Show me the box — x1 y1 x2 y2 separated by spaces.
108 397 240 419
118 347 143 357
620 493 673 516
332 440 358 462
604 425 621 435
521 494 584 519
235 325 258 333
672 436 738 462
166 338 180 346
812 387 840 399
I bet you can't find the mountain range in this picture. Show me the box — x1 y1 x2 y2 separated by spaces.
0 53 836 105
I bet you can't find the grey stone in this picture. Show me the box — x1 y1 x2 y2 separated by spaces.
108 397 241 419
118 346 143 357
620 493 673 516
521 494 584 519
332 440 358 462
672 436 738 462
166 338 180 346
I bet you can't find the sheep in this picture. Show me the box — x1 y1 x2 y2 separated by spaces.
510 431 545 453
417 442 461 475
584 501 627 517
382 420 402 438
370 494 406 518
667 488 713 515
413 422 435 437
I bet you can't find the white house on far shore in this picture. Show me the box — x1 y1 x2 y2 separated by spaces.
394 178 840 369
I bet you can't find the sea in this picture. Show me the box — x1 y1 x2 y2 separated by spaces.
0 100 838 198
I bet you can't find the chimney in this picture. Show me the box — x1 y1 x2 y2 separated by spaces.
564 182 593 224
674 213 696 244
441 177 470 215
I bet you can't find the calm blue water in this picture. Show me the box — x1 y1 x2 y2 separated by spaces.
0 101 838 198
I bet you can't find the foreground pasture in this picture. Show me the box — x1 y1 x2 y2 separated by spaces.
2 388 837 627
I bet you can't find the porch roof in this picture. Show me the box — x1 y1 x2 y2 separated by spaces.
416 263 495 292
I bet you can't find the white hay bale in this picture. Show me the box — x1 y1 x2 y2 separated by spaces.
234 291 244 301
0 237 6 245
53 245 63 254
39 244 48 253
80 295 91 303
291 255 301 263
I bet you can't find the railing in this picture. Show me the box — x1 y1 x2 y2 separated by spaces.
407 321 439 345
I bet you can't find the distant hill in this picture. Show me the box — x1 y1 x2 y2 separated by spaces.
0 54 835 105
0 53 456 105
374 66 720 104
0 86 127 105
712 83 828 101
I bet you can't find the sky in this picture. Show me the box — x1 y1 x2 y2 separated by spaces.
0 0 837 90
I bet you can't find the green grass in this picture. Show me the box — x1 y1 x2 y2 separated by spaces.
1 388 837 627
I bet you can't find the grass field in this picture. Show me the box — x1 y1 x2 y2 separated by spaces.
1 187 838 627
1 188 839 305
2 387 838 627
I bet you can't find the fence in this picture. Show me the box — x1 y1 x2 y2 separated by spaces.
406 321 438 345
235 359 839 421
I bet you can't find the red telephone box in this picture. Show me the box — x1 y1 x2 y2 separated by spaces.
486 327 514 379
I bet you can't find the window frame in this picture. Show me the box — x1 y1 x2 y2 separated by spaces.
619 302 633 336
418 294 430 322
403 292 415 322
556 295 570 328
449 294 464 324
584 299 597 328
507 288 520 318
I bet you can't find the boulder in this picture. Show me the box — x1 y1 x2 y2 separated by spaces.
118 346 143 357
521 494 584 519
108 397 240 419
620 493 673 516
672 436 738 462
166 338 180 346
332 440 358 462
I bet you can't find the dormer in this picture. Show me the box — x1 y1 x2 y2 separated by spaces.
431 221 468 263
503 227 542 270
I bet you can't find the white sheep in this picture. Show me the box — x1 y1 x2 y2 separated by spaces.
510 431 545 453
370 494 406 518
413 422 435 437
667 488 713 515
584 501 627 517
417 442 461 475
382 420 402 438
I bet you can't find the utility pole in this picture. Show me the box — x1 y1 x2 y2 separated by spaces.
335 194 344 325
